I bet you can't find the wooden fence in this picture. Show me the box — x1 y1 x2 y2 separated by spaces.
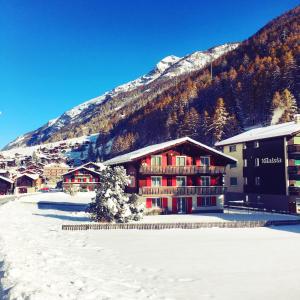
61 219 300 231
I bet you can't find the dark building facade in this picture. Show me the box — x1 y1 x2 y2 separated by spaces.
216 117 300 214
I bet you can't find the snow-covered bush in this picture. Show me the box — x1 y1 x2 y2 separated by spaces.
87 166 144 223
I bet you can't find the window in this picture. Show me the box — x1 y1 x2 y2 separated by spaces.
151 176 162 187
255 177 260 186
255 158 260 167
128 176 136 188
176 176 186 187
244 159 248 167
197 196 216 207
254 141 260 148
244 177 248 185
229 145 236 152
151 155 162 166
201 176 210 186
230 162 237 169
152 198 162 208
230 177 238 186
176 156 186 166
200 156 210 166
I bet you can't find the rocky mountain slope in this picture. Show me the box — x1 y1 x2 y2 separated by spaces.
4 43 238 150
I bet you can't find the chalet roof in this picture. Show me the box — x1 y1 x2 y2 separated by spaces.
104 137 237 166
0 176 14 184
215 121 300 146
16 173 40 180
62 165 104 177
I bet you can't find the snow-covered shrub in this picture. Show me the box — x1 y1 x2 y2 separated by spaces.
87 166 144 223
128 193 144 221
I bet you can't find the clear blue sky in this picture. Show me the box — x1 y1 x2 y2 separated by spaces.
0 0 298 149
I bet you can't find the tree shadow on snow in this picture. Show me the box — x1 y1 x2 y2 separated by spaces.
37 202 87 212
266 224 300 234
33 213 90 222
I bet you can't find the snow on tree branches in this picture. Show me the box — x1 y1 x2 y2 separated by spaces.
87 166 144 223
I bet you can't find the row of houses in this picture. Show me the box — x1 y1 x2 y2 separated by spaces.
61 115 300 215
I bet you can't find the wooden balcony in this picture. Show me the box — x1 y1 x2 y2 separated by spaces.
139 165 226 175
139 186 226 196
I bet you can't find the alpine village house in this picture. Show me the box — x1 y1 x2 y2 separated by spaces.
215 115 300 214
104 137 236 214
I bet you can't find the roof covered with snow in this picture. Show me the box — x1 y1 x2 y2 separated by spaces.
215 121 300 146
104 137 237 166
0 176 14 184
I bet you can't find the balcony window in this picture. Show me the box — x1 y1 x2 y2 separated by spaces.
151 155 162 166
201 176 210 186
229 145 236 152
151 176 162 187
152 198 162 208
176 176 186 187
255 158 260 167
200 156 210 166
244 159 248 167
176 156 186 166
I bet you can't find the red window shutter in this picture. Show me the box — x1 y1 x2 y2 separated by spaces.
65 178 68 183
172 198 178 213
187 157 192 166
197 197 202 206
171 155 176 166
146 198 152 208
172 177 177 186
162 177 167 186
162 155 167 167
162 198 168 208
212 196 217 206
89 177 92 182
211 177 217 186
75 170 79 175
195 157 201 166
145 157 151 166
187 197 193 214
71 178 75 183
187 176 193 186
83 178 87 183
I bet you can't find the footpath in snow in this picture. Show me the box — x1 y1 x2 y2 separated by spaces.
0 193 300 299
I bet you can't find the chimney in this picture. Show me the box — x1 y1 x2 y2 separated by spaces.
294 114 300 124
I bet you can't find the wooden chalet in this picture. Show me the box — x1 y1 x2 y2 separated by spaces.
104 137 236 214
62 162 104 192
0 176 14 195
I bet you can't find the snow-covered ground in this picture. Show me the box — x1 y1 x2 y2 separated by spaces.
1 194 300 299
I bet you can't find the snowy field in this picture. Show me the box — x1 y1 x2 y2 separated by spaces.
0 194 300 299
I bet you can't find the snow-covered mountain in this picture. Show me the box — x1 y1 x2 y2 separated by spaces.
4 43 239 150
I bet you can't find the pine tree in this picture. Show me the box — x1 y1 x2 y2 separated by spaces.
177 107 200 139
211 98 229 142
86 166 144 223
280 89 298 122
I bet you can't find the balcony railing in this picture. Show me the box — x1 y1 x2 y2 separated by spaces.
139 165 226 175
289 186 300 196
139 186 226 196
